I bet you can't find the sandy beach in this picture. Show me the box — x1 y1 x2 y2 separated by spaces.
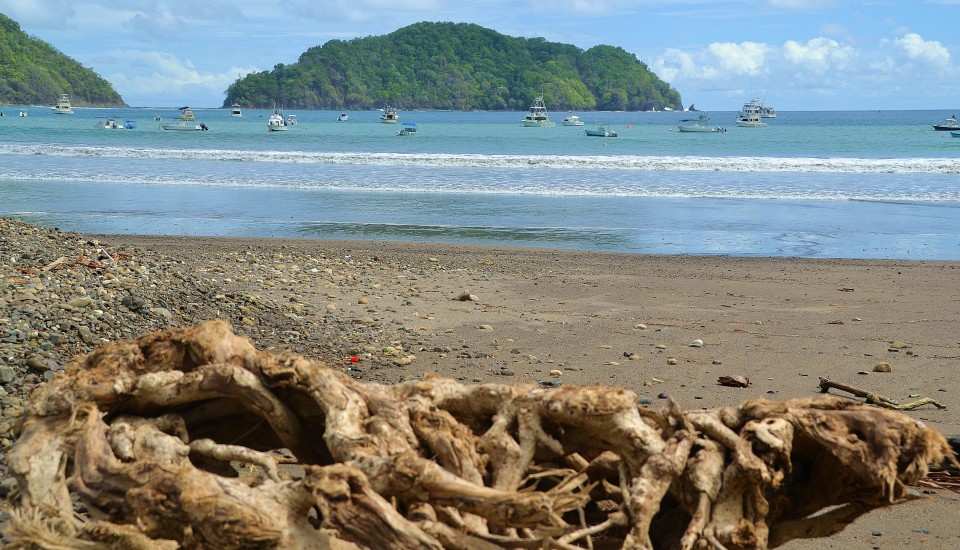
2 221 958 548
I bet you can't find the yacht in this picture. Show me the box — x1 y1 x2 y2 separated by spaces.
337 113 349 122
268 108 287 131
561 112 584 126
380 107 399 123
521 96 556 127
51 94 74 114
231 103 242 117
735 97 767 128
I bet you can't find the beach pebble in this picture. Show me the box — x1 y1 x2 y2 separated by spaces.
549 369 562 377
121 295 147 311
68 296 93 308
634 323 647 330
667 357 678 365
690 339 703 347
873 362 892 373
638 396 652 405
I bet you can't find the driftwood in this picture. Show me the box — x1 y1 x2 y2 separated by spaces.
2 321 952 549
818 377 947 410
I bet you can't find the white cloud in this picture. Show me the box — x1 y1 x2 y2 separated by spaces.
783 37 855 71
707 42 769 75
652 48 721 81
100 49 256 104
894 33 951 66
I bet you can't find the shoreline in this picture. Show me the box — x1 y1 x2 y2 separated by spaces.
2 221 958 547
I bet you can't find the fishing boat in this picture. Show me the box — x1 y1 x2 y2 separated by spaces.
380 107 399 123
18 109 26 117
160 107 208 131
951 131 960 138
51 94 74 114
760 104 777 118
231 103 242 117
561 112 584 126
267 108 287 131
397 122 417 136
677 114 726 133
735 97 767 128
585 122 617 137
337 113 349 122
933 115 960 131
521 96 556 127
286 114 298 126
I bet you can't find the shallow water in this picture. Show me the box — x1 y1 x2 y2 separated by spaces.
1 106 958 259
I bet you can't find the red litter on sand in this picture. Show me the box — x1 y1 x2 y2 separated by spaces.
350 356 360 362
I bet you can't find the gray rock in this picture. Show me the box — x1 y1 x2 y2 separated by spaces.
121 295 147 311
0 366 15 384
25 355 48 373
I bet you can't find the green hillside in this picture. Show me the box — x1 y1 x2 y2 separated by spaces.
0 13 125 107
224 22 682 112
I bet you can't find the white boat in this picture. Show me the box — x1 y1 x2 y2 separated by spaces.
96 116 135 129
736 97 767 128
51 94 74 114
337 113 349 122
561 112 584 126
18 109 26 117
678 114 726 133
397 122 417 136
286 114 298 126
380 107 399 123
760 104 776 118
521 96 556 127
268 107 287 131
231 103 242 117
160 106 208 131
585 122 617 137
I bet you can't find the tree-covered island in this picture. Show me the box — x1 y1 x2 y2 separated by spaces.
224 22 682 112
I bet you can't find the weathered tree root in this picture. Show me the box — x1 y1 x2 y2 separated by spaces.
3 321 952 549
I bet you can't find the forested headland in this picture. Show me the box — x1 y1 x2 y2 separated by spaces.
0 14 125 107
224 22 682 112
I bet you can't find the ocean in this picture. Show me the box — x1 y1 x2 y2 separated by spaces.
1 105 958 260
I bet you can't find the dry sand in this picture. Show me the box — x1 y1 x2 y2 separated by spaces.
49 234 960 547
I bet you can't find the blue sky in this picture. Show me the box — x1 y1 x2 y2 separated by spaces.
2 1 958 110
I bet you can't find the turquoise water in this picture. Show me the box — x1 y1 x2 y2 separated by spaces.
0 105 958 259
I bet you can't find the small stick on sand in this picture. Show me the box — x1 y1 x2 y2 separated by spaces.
818 377 899 405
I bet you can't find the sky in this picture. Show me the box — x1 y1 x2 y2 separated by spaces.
2 1 958 111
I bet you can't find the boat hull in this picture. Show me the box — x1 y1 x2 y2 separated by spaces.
162 124 204 131
933 126 960 131
521 120 556 128
678 125 720 132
